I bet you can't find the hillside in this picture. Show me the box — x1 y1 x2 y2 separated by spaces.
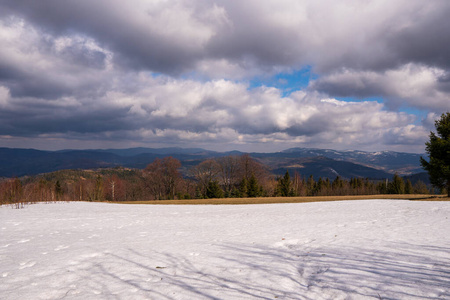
0 147 424 179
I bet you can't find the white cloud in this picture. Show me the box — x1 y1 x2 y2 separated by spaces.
1 0 448 152
311 63 450 112
0 70 429 152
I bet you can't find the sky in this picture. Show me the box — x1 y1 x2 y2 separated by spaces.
0 0 449 153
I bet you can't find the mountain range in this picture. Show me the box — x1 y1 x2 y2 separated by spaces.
0 147 426 181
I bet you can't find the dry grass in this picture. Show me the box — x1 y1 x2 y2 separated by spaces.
115 194 448 205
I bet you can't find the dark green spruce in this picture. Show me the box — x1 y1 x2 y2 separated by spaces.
421 112 450 197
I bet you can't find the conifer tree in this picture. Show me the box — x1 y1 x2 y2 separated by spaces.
421 112 450 197
404 179 413 194
388 174 405 194
306 175 315 196
239 178 248 198
55 180 63 200
277 171 291 197
206 180 223 199
247 174 260 197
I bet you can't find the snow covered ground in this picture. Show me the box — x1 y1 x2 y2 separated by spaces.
1 200 449 299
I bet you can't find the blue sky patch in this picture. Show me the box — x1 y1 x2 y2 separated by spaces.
249 66 318 97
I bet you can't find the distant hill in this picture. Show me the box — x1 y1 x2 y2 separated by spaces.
0 148 124 177
267 156 392 180
403 172 430 185
0 147 424 179
273 148 424 174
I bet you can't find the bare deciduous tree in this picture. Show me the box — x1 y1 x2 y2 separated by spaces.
144 157 182 200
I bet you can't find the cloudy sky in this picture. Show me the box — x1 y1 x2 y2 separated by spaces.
0 0 449 153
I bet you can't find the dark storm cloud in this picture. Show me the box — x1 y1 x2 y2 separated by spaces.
309 74 384 99
2 0 450 78
436 72 450 93
315 67 449 112
204 3 303 68
386 4 450 70
0 0 208 74
0 100 133 136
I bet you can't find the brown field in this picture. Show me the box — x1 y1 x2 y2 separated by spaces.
116 194 448 205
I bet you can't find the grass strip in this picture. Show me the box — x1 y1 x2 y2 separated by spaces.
114 194 447 205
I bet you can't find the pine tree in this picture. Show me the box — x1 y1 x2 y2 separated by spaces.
306 175 315 196
55 180 63 200
421 112 450 197
404 179 413 194
206 180 223 199
388 174 405 194
247 174 260 197
239 178 248 198
277 171 291 197
94 175 103 201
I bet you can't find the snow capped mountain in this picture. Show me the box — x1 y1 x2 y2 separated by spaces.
279 148 424 175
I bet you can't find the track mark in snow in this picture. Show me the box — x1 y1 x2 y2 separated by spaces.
81 252 102 259
2 244 10 248
54 245 69 251
17 239 30 244
2 272 8 278
68 260 80 266
19 261 36 269
274 239 300 249
145 277 162 283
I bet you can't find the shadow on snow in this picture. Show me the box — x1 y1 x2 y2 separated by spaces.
78 241 450 299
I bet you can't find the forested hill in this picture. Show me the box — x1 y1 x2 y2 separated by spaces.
0 147 424 179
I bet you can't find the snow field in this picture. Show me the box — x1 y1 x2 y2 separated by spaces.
0 200 449 299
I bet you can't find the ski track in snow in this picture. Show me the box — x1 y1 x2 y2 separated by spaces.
0 200 449 299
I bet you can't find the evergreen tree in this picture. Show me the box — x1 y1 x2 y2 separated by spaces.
332 176 344 194
194 187 203 199
206 180 223 199
421 112 450 197
316 177 324 196
239 178 248 198
94 175 103 201
55 180 63 200
277 171 291 197
376 180 386 194
306 175 315 196
404 179 413 194
388 174 405 194
247 174 260 197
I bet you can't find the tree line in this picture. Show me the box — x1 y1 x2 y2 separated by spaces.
0 154 432 207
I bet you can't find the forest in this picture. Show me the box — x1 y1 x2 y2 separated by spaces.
0 154 432 207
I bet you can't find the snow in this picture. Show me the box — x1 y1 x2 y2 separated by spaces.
1 200 449 299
